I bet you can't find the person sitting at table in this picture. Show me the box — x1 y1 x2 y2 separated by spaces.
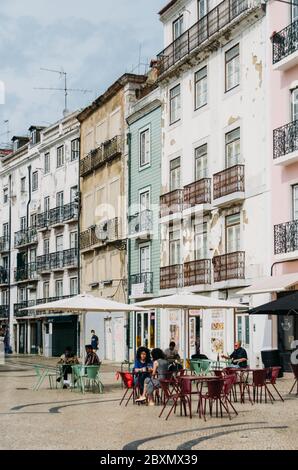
135 348 169 406
57 346 79 388
222 341 248 368
133 346 153 394
164 341 182 372
85 344 101 366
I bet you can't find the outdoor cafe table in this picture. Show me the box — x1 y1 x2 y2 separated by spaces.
178 375 220 419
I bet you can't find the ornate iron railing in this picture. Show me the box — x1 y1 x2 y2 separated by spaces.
14 295 75 317
184 259 211 286
160 189 184 217
157 0 249 74
213 251 245 282
160 264 183 290
273 120 298 160
129 272 153 295
129 210 153 235
14 227 37 248
37 248 78 273
80 218 119 250
80 135 122 177
184 178 211 207
272 19 298 65
0 267 8 285
14 262 37 282
36 202 78 230
274 219 298 254
0 236 9 253
0 306 9 318
213 165 245 199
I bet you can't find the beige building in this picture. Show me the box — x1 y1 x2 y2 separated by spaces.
78 73 146 361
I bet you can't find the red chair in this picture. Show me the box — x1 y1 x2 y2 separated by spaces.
221 374 238 420
243 369 274 404
159 378 193 420
289 364 298 395
118 371 139 406
200 378 226 421
266 367 284 401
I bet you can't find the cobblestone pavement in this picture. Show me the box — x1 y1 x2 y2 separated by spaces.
0 356 297 450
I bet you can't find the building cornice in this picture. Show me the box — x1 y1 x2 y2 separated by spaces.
127 99 161 126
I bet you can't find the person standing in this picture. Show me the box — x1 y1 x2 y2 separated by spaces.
91 330 99 352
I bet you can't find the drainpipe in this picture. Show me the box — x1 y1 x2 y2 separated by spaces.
126 131 132 361
26 165 32 354
8 174 12 351
77 140 81 356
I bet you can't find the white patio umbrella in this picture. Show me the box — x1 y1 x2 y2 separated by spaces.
136 293 244 364
22 293 145 358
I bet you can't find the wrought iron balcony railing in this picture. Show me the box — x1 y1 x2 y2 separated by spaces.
14 262 37 282
80 135 122 177
274 219 298 254
37 248 78 273
272 19 298 65
213 165 245 200
0 267 8 285
184 259 211 286
273 120 298 160
213 251 245 282
0 236 9 253
184 178 211 207
80 218 119 250
160 264 183 290
129 272 153 295
157 0 249 75
129 210 153 236
14 227 37 248
14 294 75 317
160 189 184 217
36 202 79 230
0 305 9 318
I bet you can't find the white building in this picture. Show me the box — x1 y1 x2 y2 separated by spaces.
157 0 272 366
0 112 80 356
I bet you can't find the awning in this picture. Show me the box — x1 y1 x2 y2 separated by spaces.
238 273 298 295
249 291 298 315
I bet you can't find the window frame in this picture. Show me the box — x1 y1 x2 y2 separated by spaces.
71 138 80 161
44 152 50 174
194 143 208 180
32 171 38 192
169 157 181 191
194 66 208 110
172 15 183 41
139 127 151 168
225 44 240 93
169 84 181 125
3 187 8 204
225 127 241 168
225 213 241 253
56 145 65 168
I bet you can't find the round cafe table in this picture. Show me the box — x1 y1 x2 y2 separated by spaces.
178 375 220 419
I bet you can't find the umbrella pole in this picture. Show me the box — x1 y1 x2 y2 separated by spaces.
183 308 188 368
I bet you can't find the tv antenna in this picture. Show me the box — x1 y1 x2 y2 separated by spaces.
0 120 10 146
34 68 92 116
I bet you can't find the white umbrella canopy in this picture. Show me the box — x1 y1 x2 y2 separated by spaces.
22 293 145 312
136 293 243 309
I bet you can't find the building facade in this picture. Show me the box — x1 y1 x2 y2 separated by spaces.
78 74 146 362
0 112 80 356
155 0 271 365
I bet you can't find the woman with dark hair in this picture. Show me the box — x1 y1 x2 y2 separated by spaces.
133 347 153 394
136 348 168 405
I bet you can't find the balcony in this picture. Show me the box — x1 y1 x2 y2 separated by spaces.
274 220 298 257
272 20 298 71
0 267 8 285
0 236 9 253
213 165 245 206
128 210 153 239
37 248 78 273
80 218 119 252
183 178 211 211
14 262 37 283
0 306 9 318
14 227 37 248
129 272 153 298
160 264 183 290
36 202 79 230
273 120 298 166
157 0 250 76
14 295 75 318
184 259 211 287
213 251 245 282
160 189 184 218
80 135 122 177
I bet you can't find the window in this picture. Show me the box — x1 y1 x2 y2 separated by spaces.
44 238 49 255
292 2 298 21
195 66 207 110
43 282 49 300
170 84 181 124
32 171 38 191
18 287 27 302
139 128 150 167
1 289 8 306
173 15 183 40
20 217 26 231
140 189 150 211
225 44 240 92
291 88 298 121
55 279 63 297
195 144 208 180
44 153 50 174
70 231 78 249
169 227 181 265
70 186 78 203
194 222 208 259
3 188 8 204
21 177 26 193
3 223 9 241
56 145 64 168
2 255 8 270
56 235 63 252
71 139 80 161
226 213 240 253
30 214 37 227
140 245 150 273
225 128 240 167
293 185 298 220
29 248 36 263
170 157 181 191
198 0 208 19
31 129 37 145
70 277 78 296
44 196 50 213
56 191 64 207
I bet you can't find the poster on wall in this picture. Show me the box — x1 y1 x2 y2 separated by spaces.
169 310 180 350
210 310 225 356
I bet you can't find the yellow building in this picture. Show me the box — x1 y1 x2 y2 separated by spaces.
78 74 146 361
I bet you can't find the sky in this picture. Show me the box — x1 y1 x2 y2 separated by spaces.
0 0 166 144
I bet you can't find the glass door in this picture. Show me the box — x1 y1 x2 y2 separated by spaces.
136 312 155 349
236 313 250 350
226 214 240 253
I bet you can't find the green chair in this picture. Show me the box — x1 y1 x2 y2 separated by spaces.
85 365 104 394
200 359 212 375
190 360 202 376
33 365 56 391
71 365 85 393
